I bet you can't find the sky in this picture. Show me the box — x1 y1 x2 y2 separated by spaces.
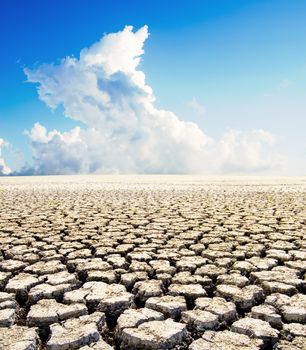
0 0 305 175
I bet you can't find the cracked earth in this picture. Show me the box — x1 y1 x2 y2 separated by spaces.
0 175 305 350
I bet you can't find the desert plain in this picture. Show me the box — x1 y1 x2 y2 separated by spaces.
0 175 305 350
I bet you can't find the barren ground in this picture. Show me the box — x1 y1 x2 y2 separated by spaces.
0 175 305 350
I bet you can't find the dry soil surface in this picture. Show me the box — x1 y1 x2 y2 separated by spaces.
0 175 305 350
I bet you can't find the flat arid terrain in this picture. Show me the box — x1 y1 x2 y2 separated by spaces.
0 175 305 350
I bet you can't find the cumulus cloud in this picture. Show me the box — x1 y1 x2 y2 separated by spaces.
215 129 285 173
0 138 11 175
23 25 285 175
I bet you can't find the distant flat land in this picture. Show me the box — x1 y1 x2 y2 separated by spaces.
0 176 305 349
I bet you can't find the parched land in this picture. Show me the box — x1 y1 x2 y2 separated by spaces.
0 175 305 350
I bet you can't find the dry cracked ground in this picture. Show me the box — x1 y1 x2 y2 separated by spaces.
0 175 305 350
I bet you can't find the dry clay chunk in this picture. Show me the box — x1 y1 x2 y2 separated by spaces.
266 293 306 323
121 319 188 349
189 330 263 350
64 282 133 316
47 312 106 350
216 284 264 310
145 295 187 319
181 309 219 331
251 304 282 328
116 307 164 333
0 325 40 350
195 297 237 323
27 299 87 326
231 317 279 346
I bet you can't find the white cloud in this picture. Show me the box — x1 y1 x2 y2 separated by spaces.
189 97 206 117
215 129 285 173
23 25 285 175
0 138 11 175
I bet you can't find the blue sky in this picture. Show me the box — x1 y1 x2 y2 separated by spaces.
0 0 305 175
